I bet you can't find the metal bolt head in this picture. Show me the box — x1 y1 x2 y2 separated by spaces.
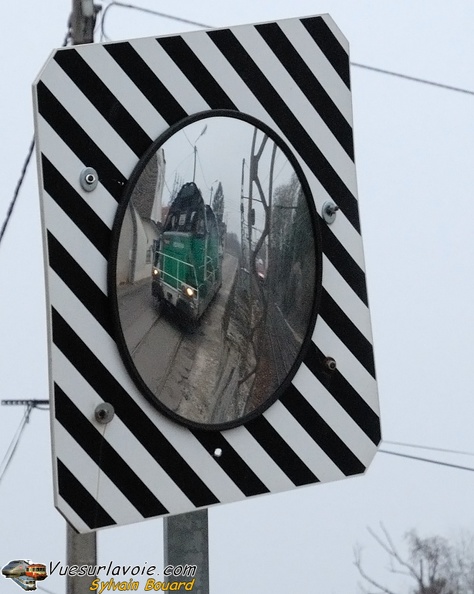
322 356 337 373
95 402 115 424
322 201 339 224
80 167 99 192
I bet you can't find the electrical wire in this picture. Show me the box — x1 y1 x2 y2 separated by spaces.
99 3 474 97
378 449 474 472
0 26 70 251
351 62 474 96
0 404 32 486
0 137 35 248
2 5 473 252
100 1 210 41
383 440 474 457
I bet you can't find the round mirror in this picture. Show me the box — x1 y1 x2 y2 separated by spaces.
110 113 320 429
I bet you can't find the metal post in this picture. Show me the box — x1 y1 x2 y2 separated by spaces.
163 510 209 594
66 524 97 594
66 8 99 590
70 0 98 45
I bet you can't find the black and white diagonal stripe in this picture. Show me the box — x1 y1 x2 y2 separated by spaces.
33 14 380 533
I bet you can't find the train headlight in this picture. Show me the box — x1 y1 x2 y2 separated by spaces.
152 267 160 277
182 285 196 299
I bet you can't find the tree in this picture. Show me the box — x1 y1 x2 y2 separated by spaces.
211 181 225 224
355 525 474 594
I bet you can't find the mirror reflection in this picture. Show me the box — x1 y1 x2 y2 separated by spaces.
114 115 317 426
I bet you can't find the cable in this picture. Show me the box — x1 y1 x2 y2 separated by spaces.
100 1 210 41
383 440 474 457
0 137 35 249
351 62 474 96
379 449 474 472
0 25 70 251
0 404 32 485
99 3 474 97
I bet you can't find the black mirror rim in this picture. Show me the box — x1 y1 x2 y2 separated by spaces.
108 109 323 432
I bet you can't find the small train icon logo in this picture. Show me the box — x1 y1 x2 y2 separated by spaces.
1 560 47 591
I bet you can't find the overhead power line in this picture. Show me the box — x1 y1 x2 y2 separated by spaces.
351 62 474 96
2 5 473 251
379 449 474 473
0 137 35 248
0 405 32 485
383 440 474 457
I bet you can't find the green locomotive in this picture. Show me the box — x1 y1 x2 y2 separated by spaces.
152 182 222 322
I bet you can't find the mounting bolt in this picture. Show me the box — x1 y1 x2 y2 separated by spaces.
322 357 337 373
213 448 223 458
322 201 339 224
94 402 115 424
80 167 99 192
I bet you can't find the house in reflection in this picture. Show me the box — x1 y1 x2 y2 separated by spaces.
116 149 166 286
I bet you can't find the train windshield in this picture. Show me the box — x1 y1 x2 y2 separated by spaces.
163 182 206 234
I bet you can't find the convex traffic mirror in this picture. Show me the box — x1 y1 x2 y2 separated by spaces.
110 113 320 429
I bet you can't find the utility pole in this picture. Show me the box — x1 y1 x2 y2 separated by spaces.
67 4 100 592
70 0 99 45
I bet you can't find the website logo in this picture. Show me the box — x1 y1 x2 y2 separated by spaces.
1 560 47 591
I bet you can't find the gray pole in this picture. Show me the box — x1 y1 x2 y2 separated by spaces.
66 6 98 592
163 510 209 594
70 0 97 45
66 524 97 594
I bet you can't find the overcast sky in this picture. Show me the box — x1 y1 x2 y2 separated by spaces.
1 1 474 593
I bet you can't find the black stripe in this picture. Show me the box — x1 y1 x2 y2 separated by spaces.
104 42 188 126
320 289 376 378
55 385 168 518
54 49 152 157
207 29 360 233
304 342 381 444
47 232 112 337
157 36 238 110
256 22 353 159
280 384 365 476
244 416 319 486
321 223 368 306
57 459 115 529
36 81 126 200
42 155 111 260
52 308 219 508
301 17 351 89
190 430 269 497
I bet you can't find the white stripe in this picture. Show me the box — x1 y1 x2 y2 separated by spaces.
322 255 373 343
223 426 294 492
77 43 169 140
143 415 247 504
40 60 138 177
263 400 346 483
45 196 108 294
37 116 118 229
129 37 211 115
55 423 141 525
278 18 352 120
49 272 246 504
56 497 95 534
293 363 377 467
312 317 379 413
232 25 357 196
321 14 350 52
53 346 195 514
321 201 367 271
